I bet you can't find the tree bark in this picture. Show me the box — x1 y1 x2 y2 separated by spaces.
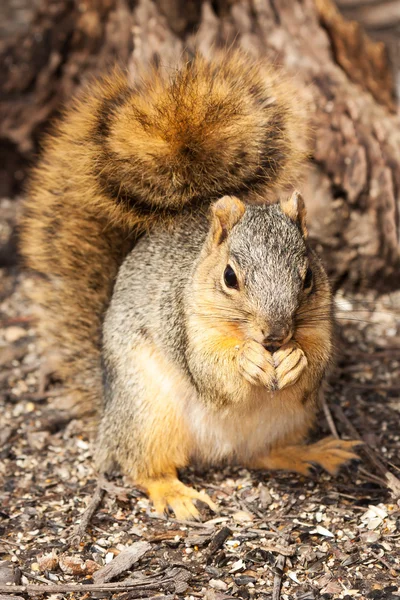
1 0 399 288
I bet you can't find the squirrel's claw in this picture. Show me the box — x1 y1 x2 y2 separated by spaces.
305 437 363 476
145 477 218 521
249 437 362 477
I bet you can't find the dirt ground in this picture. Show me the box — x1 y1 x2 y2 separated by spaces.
0 256 400 599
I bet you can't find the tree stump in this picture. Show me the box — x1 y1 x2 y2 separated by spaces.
1 0 399 288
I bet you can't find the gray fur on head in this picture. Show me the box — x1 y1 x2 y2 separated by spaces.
228 204 307 328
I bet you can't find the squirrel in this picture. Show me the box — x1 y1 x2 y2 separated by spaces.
20 51 360 519
97 193 359 519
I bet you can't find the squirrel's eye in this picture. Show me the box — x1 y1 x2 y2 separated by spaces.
304 267 313 290
224 265 239 289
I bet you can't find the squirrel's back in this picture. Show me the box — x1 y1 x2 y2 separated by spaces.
20 50 309 413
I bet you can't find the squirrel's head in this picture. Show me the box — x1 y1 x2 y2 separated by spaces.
192 192 332 351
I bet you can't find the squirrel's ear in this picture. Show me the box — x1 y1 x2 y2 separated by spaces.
211 196 246 245
280 190 308 238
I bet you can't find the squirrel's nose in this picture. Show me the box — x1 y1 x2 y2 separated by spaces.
262 326 292 353
263 337 285 353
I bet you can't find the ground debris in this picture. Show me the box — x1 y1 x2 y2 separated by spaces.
1 271 400 598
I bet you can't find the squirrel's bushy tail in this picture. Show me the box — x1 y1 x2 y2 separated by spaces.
20 50 309 413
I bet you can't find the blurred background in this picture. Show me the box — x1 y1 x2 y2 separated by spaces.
337 0 400 97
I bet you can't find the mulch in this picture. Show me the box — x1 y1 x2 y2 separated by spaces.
1 266 399 600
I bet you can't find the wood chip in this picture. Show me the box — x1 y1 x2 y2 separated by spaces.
0 561 20 586
207 527 232 559
92 541 151 583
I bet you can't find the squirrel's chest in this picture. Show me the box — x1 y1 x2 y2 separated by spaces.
185 392 309 465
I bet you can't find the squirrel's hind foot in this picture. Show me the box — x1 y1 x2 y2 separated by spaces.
250 437 362 477
141 476 218 521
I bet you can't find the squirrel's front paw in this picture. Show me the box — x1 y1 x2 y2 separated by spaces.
273 342 308 390
237 340 277 390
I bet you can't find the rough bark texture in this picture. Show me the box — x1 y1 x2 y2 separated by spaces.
336 0 400 98
1 0 399 288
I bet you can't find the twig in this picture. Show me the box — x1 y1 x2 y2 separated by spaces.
332 405 400 498
357 467 388 488
68 478 106 544
272 552 286 600
246 541 296 557
0 582 169 595
20 570 51 585
68 476 133 544
0 538 19 546
319 389 339 439
370 552 398 577
0 316 35 327
114 594 173 600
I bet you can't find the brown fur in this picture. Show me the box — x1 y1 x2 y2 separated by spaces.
19 50 308 412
